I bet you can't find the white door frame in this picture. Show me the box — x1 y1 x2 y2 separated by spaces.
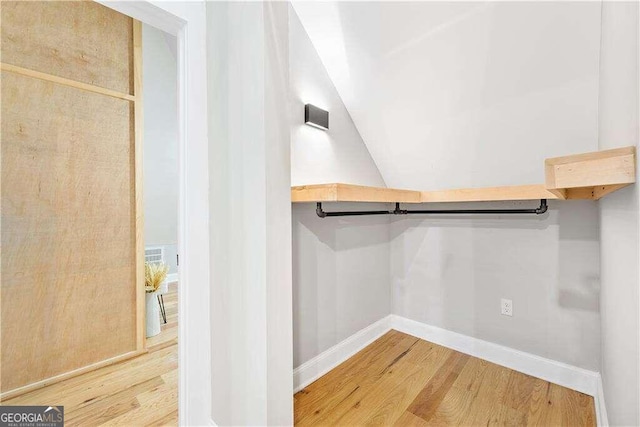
97 2 211 425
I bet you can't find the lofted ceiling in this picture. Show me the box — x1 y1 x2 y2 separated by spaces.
292 1 602 190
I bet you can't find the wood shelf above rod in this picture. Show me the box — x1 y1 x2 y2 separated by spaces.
545 146 636 200
291 183 422 203
291 146 636 204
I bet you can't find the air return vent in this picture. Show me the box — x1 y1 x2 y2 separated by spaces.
144 247 164 265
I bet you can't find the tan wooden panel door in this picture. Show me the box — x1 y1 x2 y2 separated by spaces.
1 1 144 395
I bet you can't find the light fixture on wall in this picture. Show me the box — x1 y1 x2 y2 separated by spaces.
305 104 329 130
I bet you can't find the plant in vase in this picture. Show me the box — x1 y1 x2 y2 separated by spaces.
145 262 168 338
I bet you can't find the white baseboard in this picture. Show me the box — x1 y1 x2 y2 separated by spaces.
594 374 609 426
293 315 392 392
389 315 599 396
292 314 607 426
166 273 178 283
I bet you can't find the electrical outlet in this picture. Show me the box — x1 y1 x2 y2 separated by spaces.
501 298 513 317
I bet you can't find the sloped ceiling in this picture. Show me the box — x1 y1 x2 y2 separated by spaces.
291 2 602 190
290 11 386 187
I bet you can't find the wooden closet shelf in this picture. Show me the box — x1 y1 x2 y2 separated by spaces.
291 183 421 203
292 147 636 204
545 146 636 200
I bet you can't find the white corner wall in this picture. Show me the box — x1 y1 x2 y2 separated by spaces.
207 2 293 425
293 204 391 367
391 201 601 371
290 9 391 369
598 2 640 425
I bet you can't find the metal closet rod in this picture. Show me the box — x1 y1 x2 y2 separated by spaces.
316 200 548 218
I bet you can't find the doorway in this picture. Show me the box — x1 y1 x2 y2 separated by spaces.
142 24 180 354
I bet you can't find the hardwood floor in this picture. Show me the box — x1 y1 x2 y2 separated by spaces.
1 282 178 426
294 330 596 426
3 296 596 426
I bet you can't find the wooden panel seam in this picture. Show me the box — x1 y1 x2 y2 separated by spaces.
133 19 145 352
1 63 135 102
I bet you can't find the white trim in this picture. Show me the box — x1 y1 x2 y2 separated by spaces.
595 374 609 427
293 316 393 392
96 1 184 37
389 315 600 397
165 273 178 284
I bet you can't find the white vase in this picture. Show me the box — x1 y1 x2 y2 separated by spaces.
146 292 161 337
158 280 169 295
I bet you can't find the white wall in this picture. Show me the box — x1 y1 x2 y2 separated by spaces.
598 2 640 425
207 2 292 425
290 9 391 369
293 203 390 367
391 200 600 370
143 24 178 257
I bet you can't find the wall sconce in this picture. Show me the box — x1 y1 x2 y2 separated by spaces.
305 104 329 130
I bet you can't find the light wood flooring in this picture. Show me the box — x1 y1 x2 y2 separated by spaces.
294 330 596 426
2 282 179 426
4 295 596 426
